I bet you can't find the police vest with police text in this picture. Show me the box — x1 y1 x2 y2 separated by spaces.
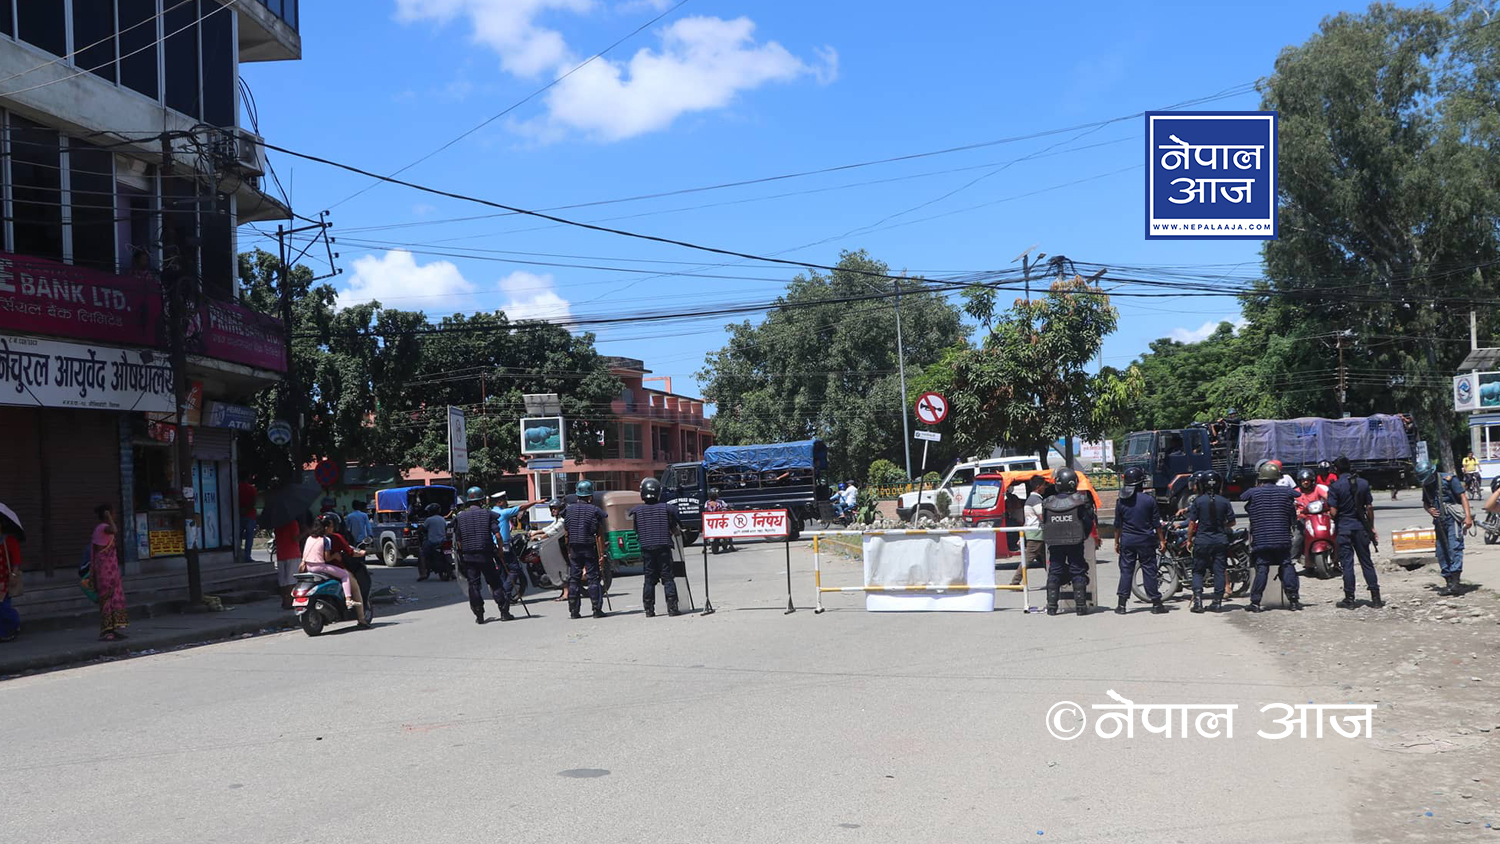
1042 492 1091 546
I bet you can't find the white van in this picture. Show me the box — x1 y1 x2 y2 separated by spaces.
894 455 1043 521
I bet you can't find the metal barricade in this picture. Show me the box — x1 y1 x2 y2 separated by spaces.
807 526 1032 613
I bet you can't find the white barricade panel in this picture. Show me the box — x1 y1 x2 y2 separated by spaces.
863 533 996 612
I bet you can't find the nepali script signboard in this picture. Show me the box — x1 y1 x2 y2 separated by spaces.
0 334 174 412
702 509 790 539
1145 111 1277 240
0 252 162 345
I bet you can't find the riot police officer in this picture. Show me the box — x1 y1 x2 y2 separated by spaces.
1042 468 1097 616
1328 455 1381 608
1240 462 1302 612
1187 470 1236 613
453 486 513 624
630 478 682 617
563 480 609 619
1113 466 1167 615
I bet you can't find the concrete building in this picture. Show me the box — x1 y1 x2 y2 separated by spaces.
0 1 300 622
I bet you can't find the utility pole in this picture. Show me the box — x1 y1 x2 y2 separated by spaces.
894 276 912 480
1336 332 1347 417
162 134 202 603
275 224 304 476
1013 244 1044 305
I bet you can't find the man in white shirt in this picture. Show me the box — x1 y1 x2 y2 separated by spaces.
842 480 859 511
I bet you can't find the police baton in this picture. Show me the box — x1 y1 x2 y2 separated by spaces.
701 535 715 615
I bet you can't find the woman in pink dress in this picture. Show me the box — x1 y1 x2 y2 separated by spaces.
92 504 128 641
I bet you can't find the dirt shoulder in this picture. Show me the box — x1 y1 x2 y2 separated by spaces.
1238 545 1500 841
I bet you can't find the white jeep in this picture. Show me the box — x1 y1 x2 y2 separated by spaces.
894 455 1042 521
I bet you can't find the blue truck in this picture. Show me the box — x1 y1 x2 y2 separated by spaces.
660 439 830 543
371 484 460 566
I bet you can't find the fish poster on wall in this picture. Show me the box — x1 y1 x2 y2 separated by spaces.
520 416 565 456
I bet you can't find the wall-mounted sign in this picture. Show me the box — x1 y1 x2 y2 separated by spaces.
203 400 257 430
448 406 469 474
1454 372 1500 413
0 334 173 412
0 251 163 345
197 299 287 372
267 419 293 446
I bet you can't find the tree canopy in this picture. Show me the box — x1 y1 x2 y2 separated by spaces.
236 249 618 488
697 250 966 480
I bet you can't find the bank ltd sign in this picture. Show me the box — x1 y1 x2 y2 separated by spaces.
1145 111 1277 240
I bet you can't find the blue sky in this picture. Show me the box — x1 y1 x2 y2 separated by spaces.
241 0 1385 398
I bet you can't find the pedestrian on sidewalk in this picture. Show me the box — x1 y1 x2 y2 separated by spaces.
92 504 129 641
1116 466 1168 615
1418 461 1472 596
1240 463 1301 612
0 521 22 642
238 478 257 563
1009 476 1047 586
631 478 682 617
272 517 304 609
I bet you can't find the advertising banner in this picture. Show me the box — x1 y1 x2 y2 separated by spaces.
0 334 173 412
449 406 469 474
198 299 287 372
0 252 162 345
1146 111 1278 240
1454 372 1500 413
520 416 565 456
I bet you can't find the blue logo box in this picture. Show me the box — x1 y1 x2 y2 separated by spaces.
1145 111 1277 240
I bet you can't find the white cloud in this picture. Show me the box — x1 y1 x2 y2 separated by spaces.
339 250 476 313
499 270 574 322
412 203 438 216
394 1 834 141
1168 318 1247 343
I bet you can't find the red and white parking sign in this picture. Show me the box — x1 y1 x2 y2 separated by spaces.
702 509 789 539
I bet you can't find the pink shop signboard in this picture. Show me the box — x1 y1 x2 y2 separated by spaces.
0 252 162 346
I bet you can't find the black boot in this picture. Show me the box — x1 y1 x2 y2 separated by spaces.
667 599 682 617
1151 599 1167 615
1246 603 1263 613
1045 583 1060 616
1336 592 1356 609
1073 580 1090 616
592 604 606 619
474 613 487 625
1368 588 1383 608
1287 592 1302 611
644 605 656 618
1190 591 1204 614
499 602 515 621
1114 596 1128 615
568 598 581 620
1209 595 1222 612
1451 572 1464 595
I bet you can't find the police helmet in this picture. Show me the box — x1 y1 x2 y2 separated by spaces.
1053 468 1079 494
575 480 595 499
1296 468 1317 486
549 497 565 512
640 477 662 503
1413 460 1437 487
1202 471 1223 494
1122 466 1146 486
1334 455 1352 475
466 486 485 503
1257 462 1282 482
1190 470 1207 492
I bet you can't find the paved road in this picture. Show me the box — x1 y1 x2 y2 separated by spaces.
3 541 1379 843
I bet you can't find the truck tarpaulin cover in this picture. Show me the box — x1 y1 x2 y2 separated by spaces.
375 485 458 513
1237 416 1413 466
702 440 828 473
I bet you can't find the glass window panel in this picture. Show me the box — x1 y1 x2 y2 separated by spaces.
163 0 201 118
200 1 234 127
119 0 159 99
72 0 118 82
67 141 117 272
18 0 66 57
10 116 64 262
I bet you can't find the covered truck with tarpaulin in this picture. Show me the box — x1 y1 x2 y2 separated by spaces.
659 439 829 542
372 485 459 566
1235 414 1416 489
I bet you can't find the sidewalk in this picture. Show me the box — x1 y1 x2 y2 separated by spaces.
0 592 301 678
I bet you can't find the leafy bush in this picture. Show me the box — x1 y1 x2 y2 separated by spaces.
934 490 952 516
867 458 907 487
855 487 881 525
921 471 942 485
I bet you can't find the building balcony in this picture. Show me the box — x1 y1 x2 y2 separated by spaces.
239 0 303 63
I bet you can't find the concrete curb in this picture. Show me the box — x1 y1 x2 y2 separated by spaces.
0 615 297 678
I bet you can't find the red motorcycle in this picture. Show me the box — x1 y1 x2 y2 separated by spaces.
1301 498 1338 578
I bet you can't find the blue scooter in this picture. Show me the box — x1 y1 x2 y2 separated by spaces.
292 570 374 636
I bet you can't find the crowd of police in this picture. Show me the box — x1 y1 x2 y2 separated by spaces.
1038 456 1477 616
448 478 684 624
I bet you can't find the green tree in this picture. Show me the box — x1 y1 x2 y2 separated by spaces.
699 250 966 479
1252 3 1500 469
866 458 907 486
951 277 1138 463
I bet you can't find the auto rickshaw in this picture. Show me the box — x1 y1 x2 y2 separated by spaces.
960 469 1102 558
600 490 644 566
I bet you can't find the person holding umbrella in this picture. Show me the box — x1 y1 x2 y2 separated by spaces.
257 483 324 610
0 504 23 642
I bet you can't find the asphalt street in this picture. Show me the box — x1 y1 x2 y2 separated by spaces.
3 539 1382 843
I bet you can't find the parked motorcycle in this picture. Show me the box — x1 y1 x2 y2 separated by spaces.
516 529 614 594
1132 520 1252 602
1301 499 1338 578
292 570 374 636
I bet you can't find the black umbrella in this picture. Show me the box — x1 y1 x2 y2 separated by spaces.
257 483 323 529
